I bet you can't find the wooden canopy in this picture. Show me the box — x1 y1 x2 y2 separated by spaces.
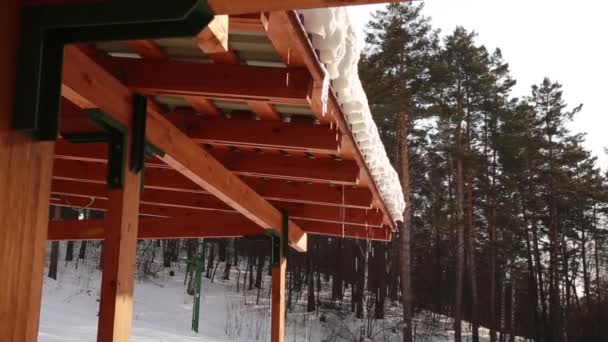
0 1 407 342
49 10 396 245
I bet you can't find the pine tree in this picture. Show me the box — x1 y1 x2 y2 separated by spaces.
361 3 439 341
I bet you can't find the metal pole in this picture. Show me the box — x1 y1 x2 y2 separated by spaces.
192 239 205 332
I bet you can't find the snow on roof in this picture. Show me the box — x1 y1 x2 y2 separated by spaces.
299 8 406 223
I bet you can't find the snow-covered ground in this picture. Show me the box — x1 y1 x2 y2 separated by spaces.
39 260 524 342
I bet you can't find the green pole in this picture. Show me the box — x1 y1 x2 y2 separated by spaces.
192 239 205 332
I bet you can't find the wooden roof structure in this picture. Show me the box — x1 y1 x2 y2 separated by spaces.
51 13 397 244
0 1 407 342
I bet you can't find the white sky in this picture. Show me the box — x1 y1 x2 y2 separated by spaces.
347 0 608 170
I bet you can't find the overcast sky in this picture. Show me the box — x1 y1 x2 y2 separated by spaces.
347 0 608 170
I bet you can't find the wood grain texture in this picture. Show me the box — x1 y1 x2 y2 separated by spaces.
0 1 55 341
62 45 307 252
271 258 287 342
96 136 141 342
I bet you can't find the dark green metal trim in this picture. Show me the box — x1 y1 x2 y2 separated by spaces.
14 0 214 140
269 233 281 268
61 132 109 144
130 94 148 174
84 109 127 189
144 143 165 159
267 211 290 268
107 128 127 189
282 211 289 260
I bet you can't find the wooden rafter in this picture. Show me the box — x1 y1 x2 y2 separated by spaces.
48 215 263 241
125 40 225 117
103 57 312 106
47 213 391 241
60 110 341 155
61 45 307 251
195 15 241 64
53 141 359 185
52 158 373 208
50 180 383 226
264 10 397 229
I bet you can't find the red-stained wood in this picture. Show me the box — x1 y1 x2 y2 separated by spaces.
230 14 266 33
53 140 359 185
264 10 396 229
48 215 263 241
61 109 341 155
51 179 383 226
96 133 141 342
195 15 241 64
247 100 281 120
183 96 223 116
126 40 166 59
61 45 307 251
52 158 373 208
105 56 313 106
51 195 391 241
125 40 225 117
0 2 55 341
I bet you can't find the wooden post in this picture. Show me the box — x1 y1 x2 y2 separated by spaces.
0 1 56 341
96 135 142 342
271 258 287 342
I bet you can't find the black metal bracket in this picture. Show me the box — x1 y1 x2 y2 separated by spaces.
83 109 127 189
130 94 148 174
267 211 289 268
13 0 214 141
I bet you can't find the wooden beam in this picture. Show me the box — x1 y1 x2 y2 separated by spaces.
97 135 141 341
0 2 55 341
271 257 286 342
297 222 391 241
126 40 166 59
51 180 383 226
62 45 307 251
247 100 281 120
53 141 359 185
61 109 341 155
51 195 391 241
52 158 373 208
195 15 240 64
263 10 397 229
230 14 266 33
105 57 313 105
208 0 410 15
124 40 224 117
48 215 263 241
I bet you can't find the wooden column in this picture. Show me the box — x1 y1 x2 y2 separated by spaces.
0 1 55 341
96 136 142 342
271 257 287 342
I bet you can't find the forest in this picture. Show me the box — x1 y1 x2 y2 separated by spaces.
43 3 608 342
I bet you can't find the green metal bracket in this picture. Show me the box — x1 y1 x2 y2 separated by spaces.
268 231 281 268
131 94 148 174
14 0 214 140
83 109 127 189
267 211 289 268
62 131 109 144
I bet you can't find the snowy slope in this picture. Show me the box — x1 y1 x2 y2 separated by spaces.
298 8 406 222
39 262 524 342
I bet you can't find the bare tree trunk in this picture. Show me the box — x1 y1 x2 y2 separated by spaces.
454 123 465 342
398 112 413 342
465 128 479 342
